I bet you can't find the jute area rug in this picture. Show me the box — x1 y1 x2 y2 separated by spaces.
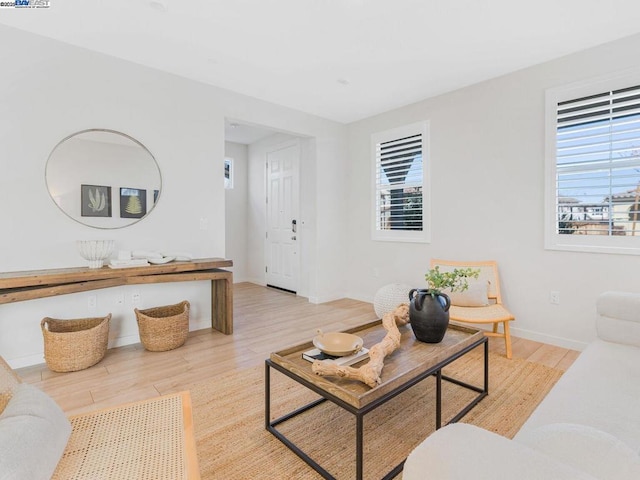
190 349 563 480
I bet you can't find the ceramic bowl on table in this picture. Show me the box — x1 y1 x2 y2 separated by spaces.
313 330 364 356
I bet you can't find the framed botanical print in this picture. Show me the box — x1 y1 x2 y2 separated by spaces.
120 187 147 219
81 184 112 217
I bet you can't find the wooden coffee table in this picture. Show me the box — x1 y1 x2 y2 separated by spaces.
265 320 488 479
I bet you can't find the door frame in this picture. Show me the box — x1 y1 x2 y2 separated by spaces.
264 139 301 294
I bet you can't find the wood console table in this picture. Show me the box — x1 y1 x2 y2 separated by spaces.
0 258 234 334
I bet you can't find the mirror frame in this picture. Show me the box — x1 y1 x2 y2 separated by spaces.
45 129 162 229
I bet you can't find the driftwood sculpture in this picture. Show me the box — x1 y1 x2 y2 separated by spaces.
311 304 410 388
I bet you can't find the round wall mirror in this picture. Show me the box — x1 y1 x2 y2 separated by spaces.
45 129 161 229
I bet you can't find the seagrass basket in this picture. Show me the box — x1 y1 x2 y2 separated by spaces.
41 314 111 373
135 300 190 352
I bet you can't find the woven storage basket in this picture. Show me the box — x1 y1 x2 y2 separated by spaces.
135 300 190 352
41 314 111 373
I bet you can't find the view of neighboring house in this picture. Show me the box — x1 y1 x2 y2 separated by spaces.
558 187 640 235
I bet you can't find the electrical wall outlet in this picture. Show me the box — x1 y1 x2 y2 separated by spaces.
132 291 141 305
88 295 97 309
115 293 125 306
550 291 560 305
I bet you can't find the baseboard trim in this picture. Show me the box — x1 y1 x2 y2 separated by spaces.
9 353 45 369
510 327 588 352
9 319 214 369
266 284 297 295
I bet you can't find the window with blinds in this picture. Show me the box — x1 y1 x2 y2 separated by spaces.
546 73 640 255
372 122 430 243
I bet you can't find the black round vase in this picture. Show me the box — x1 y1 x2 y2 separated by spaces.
408 289 451 343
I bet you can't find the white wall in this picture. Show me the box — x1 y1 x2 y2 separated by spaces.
346 33 640 351
0 25 347 367
224 141 248 282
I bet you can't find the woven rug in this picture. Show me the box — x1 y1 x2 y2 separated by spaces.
190 349 563 479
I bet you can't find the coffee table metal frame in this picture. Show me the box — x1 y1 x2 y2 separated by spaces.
265 333 488 480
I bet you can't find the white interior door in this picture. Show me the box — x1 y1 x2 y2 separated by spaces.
266 141 300 293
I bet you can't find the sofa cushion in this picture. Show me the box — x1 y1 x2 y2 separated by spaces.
596 291 640 347
515 339 640 451
0 383 71 480
403 423 597 480
519 423 640 480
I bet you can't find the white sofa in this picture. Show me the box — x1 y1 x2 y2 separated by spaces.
403 291 640 480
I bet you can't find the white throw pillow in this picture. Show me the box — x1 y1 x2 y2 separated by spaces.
443 279 490 307
0 383 71 480
520 423 640 480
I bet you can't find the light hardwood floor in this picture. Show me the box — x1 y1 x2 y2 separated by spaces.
17 282 580 415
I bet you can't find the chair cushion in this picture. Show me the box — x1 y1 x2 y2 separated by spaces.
444 279 489 307
518 423 640 480
0 383 71 480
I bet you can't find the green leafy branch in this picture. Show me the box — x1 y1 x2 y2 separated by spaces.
425 266 480 296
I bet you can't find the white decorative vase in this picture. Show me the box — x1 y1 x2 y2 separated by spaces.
77 240 115 268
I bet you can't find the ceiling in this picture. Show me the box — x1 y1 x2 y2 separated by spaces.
2 1 640 124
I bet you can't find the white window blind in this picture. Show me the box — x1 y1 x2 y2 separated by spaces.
545 71 640 255
372 122 430 243
555 85 640 236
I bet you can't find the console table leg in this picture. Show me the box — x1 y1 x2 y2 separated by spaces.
211 272 233 334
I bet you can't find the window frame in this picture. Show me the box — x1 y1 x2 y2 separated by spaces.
544 69 640 255
371 121 430 243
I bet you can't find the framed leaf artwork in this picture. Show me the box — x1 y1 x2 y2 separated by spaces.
81 184 112 217
120 187 147 219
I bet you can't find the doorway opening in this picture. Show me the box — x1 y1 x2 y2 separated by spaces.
224 119 312 297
